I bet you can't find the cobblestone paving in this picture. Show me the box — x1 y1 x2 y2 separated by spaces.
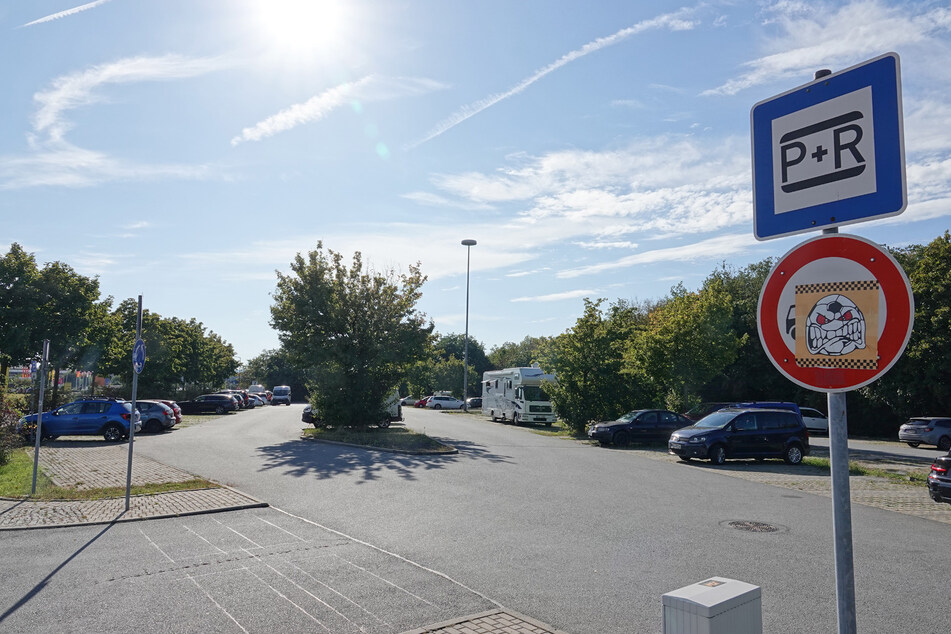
0 487 264 529
402 609 567 634
37 442 198 489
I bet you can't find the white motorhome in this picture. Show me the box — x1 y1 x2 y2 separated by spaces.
481 365 556 425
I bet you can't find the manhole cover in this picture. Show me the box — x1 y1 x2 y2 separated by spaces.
728 520 778 532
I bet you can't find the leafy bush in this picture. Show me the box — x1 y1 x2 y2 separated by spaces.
0 402 25 467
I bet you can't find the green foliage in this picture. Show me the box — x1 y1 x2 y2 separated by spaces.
626 281 745 412
0 244 42 391
488 336 552 370
239 347 312 398
434 333 492 381
271 243 432 426
0 401 24 467
864 232 951 420
538 299 648 434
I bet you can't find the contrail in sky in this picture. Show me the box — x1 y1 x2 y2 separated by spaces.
20 0 114 28
407 6 698 149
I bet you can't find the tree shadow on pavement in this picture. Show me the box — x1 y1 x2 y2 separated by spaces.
255 437 514 483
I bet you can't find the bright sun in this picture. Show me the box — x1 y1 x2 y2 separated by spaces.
251 0 351 59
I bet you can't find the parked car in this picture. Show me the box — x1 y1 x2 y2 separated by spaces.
928 452 951 504
135 400 176 433
588 409 693 446
466 397 482 409
17 397 142 442
427 395 465 410
217 389 249 408
302 404 316 425
899 417 951 450
400 396 418 406
271 385 292 405
683 401 801 421
178 394 239 415
414 396 432 408
154 399 182 425
800 407 829 433
249 394 267 407
668 407 810 465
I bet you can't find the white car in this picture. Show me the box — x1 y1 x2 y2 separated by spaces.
800 407 829 433
427 395 465 410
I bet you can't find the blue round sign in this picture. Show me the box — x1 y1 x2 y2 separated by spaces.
132 338 146 375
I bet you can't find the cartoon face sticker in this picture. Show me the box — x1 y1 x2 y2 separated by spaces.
805 294 866 356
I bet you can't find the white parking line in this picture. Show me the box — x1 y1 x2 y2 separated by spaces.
138 526 176 564
242 560 333 633
270 505 504 610
186 572 250 633
281 557 391 628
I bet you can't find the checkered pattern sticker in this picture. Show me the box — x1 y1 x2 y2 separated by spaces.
795 280 880 370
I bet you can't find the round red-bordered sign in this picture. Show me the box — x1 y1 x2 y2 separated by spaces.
757 234 914 392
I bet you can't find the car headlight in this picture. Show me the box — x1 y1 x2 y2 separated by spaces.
689 436 706 443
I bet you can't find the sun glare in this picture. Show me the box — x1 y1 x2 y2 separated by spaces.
251 0 351 59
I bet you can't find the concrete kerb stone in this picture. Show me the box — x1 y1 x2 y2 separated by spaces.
0 444 267 530
400 608 569 634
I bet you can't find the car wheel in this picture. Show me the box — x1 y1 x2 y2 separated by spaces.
434 404 442 409
784 444 804 465
612 430 630 446
906 442 920 448
939 437 951 452
147 419 162 434
379 418 391 428
513 413 521 425
709 445 727 465
103 423 124 442
215 405 225 415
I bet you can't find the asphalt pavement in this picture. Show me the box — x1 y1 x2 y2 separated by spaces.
4 404 950 632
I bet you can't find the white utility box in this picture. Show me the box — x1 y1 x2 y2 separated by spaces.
662 577 762 634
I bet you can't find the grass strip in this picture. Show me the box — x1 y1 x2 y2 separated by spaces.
0 449 219 500
803 456 928 485
302 425 455 454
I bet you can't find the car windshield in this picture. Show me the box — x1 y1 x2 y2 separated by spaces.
522 386 550 402
694 411 736 429
906 419 929 426
615 411 643 423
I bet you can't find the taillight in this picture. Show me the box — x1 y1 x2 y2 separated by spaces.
121 413 131 421
924 427 934 433
931 463 947 475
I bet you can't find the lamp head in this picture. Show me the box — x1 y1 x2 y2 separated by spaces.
461 239 477 246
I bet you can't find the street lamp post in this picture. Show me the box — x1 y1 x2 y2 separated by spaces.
461 239 477 411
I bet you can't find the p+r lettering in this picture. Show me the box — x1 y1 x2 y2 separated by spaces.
779 111 866 193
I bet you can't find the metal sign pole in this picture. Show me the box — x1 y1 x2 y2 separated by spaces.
828 391 857 633
124 295 143 512
30 340 50 496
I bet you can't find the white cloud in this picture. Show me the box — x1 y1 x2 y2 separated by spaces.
557 233 758 278
511 289 598 303
231 76 446 146
34 55 229 143
706 1 951 96
408 6 699 148
20 0 114 28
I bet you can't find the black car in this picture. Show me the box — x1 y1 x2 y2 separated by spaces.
668 407 810 465
588 409 693 446
177 394 239 415
928 453 951 504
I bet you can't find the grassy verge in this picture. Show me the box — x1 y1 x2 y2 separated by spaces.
302 425 455 454
803 456 928 485
0 449 218 500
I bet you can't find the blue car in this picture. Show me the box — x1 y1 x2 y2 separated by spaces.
18 398 142 442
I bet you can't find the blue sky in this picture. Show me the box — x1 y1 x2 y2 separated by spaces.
2 1 950 364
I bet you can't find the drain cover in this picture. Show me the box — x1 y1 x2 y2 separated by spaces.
728 520 778 533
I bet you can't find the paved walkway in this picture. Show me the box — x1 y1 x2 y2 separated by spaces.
0 444 266 530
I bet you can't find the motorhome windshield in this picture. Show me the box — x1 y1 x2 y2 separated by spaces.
522 385 550 402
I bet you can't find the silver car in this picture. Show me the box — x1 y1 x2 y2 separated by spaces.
898 417 951 450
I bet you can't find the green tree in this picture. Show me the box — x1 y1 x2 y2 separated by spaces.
538 299 647 434
488 336 551 370
33 261 101 405
626 281 745 412
435 333 492 387
270 243 432 426
0 244 42 397
239 347 311 398
865 232 951 420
